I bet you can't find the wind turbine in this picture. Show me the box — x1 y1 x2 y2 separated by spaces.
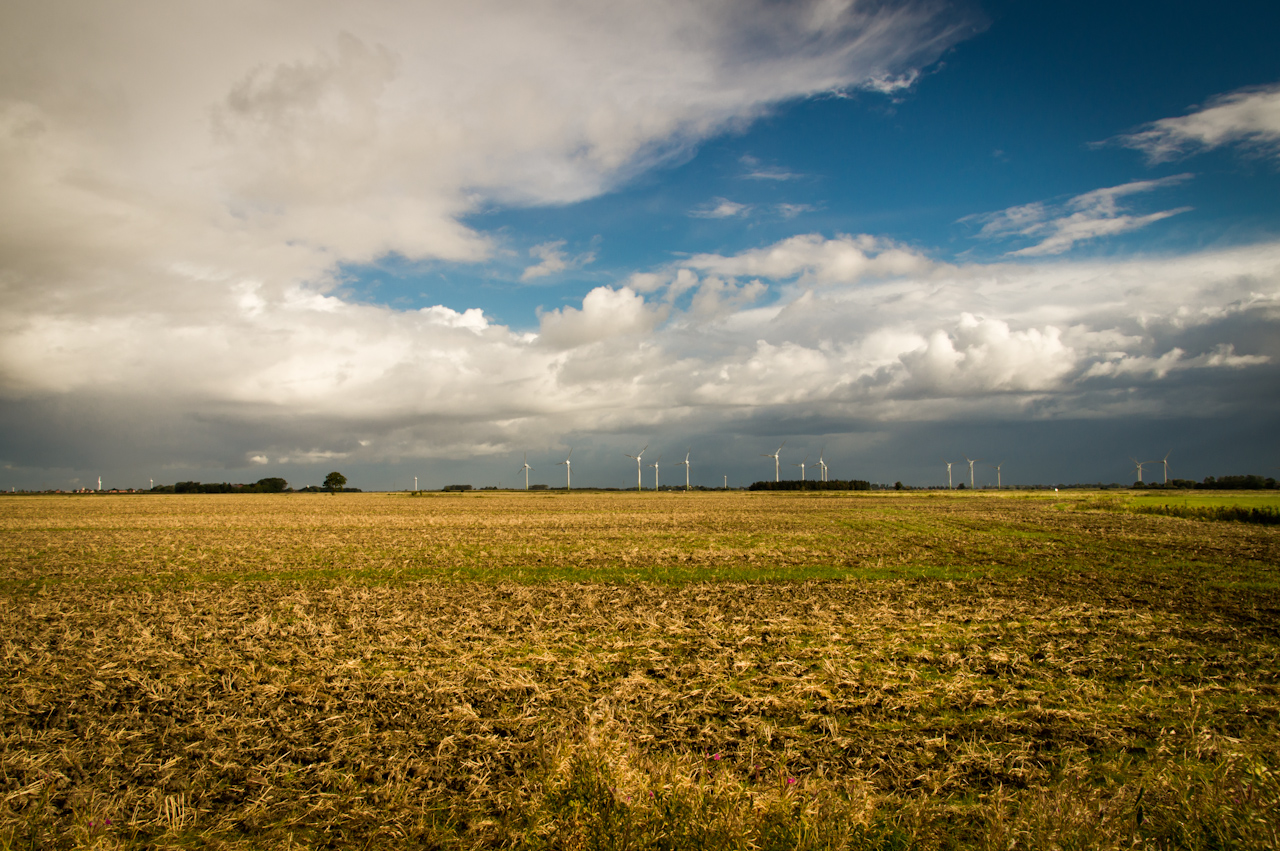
518 453 532 490
794 457 808 481
762 440 786 482
557 449 573 490
943 460 953 490
1160 451 1171 485
649 454 662 490
816 449 828 482
1130 457 1147 484
414 476 418 491
624 445 648 491
964 455 981 489
675 448 691 491
990 462 1004 489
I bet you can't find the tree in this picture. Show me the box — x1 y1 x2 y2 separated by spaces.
323 472 347 493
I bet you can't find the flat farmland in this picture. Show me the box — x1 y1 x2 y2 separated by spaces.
2 492 1278 849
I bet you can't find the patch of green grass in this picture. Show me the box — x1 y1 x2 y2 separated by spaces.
1131 491 1280 509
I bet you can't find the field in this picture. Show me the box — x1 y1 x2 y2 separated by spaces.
1128 491 1280 510
2 491 1278 850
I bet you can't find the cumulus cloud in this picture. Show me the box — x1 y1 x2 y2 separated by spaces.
0 232 1276 474
1114 84 1280 163
966 176 1193 256
536 286 666 349
898 314 1076 393
684 233 937 283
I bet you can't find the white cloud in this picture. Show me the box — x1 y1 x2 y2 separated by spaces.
858 69 921 94
536 286 667 349
740 155 803 181
776 203 815 218
967 176 1193 256
689 276 769 319
689 198 752 218
521 240 595 281
1115 84 1280 162
684 233 937 282
898 314 1076 393
1083 344 1269 380
0 233 1276 468
0 0 972 309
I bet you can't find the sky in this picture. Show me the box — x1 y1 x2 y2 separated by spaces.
2 0 1278 491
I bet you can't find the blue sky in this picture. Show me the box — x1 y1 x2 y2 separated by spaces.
339 0 1280 330
2 0 1278 490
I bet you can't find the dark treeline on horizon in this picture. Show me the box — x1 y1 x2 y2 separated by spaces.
1143 475 1277 490
749 480 873 491
7 473 1279 495
148 478 362 494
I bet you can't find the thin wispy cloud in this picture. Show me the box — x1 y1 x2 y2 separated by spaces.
689 198 752 219
965 176 1193 256
521 240 595 281
1113 84 1280 163
740 155 803 181
776 203 815 219
858 69 921 95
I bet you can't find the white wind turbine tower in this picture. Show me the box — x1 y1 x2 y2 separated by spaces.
794 457 808 481
676 448 691 491
649 454 662 490
557 449 573 490
816 449 828 482
518 453 532 490
624 445 648 491
1160 451 1171 484
964 455 981 489
762 440 786 482
990 462 1004 489
943 460 954 490
1130 457 1147 484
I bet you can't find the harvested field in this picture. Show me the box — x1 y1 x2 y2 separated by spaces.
2 491 1278 849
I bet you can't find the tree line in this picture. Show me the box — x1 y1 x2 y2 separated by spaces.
1135 475 1277 490
748 479 872 491
148 473 360 493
